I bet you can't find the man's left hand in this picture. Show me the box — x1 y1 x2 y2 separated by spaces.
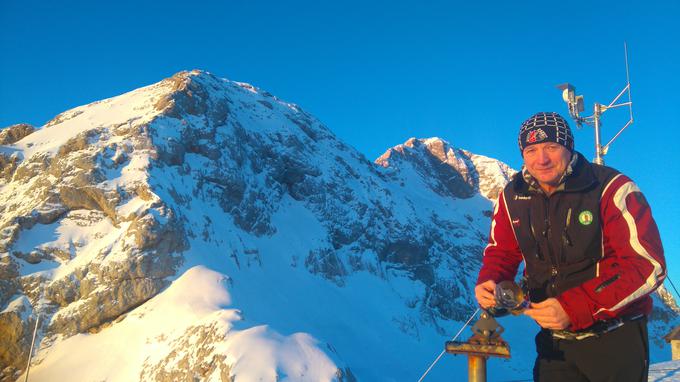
524 298 571 330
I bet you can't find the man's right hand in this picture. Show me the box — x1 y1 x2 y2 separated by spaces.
475 280 497 309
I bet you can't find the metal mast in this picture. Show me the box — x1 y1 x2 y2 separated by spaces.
557 42 634 165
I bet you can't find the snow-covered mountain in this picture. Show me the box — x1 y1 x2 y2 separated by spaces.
0 70 676 381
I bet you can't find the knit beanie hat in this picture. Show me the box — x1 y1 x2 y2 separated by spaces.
518 112 574 153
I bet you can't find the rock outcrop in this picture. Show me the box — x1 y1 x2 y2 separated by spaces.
0 123 35 145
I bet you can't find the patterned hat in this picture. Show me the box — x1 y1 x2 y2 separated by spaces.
518 112 574 153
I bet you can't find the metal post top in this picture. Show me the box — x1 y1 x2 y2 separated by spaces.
445 311 511 359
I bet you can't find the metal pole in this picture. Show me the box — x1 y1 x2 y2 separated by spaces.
624 42 633 122
593 103 604 165
24 314 40 382
468 355 487 382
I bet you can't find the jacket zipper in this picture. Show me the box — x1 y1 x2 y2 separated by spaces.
527 212 544 260
542 195 559 294
561 207 573 262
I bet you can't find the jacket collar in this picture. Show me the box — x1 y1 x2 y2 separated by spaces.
514 152 597 195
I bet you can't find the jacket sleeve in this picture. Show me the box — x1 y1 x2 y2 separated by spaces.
477 190 524 285
557 174 666 330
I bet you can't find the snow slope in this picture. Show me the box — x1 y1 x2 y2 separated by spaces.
27 266 338 381
650 360 680 382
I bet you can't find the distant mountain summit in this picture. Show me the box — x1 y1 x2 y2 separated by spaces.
0 70 676 381
376 137 515 201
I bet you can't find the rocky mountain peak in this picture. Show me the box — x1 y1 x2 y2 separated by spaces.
378 136 459 163
376 136 515 200
0 69 377 379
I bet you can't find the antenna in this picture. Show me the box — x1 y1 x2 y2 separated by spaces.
556 42 634 165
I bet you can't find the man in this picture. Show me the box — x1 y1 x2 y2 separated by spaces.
475 112 666 382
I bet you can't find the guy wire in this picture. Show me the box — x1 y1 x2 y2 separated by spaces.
416 307 481 382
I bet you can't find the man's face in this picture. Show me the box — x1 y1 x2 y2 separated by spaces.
522 142 572 189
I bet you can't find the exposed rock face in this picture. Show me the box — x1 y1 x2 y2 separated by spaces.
139 322 232 381
0 254 20 306
657 285 680 315
0 123 35 145
0 297 33 374
0 74 192 378
58 186 119 223
0 152 20 182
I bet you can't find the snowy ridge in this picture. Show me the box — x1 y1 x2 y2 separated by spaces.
0 70 677 381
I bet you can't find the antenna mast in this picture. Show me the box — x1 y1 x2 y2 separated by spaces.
556 42 634 165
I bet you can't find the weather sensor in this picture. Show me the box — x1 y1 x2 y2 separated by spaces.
557 43 634 165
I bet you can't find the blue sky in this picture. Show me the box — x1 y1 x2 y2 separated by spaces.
1 1 679 290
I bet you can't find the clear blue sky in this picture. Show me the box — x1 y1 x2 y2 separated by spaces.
2 1 679 290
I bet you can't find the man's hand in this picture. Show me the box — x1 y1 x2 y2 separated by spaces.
524 298 571 330
475 280 497 309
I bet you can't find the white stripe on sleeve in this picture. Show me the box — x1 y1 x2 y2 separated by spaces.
595 181 664 314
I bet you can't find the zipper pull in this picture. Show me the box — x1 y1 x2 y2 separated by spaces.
542 219 551 238
563 207 573 246
550 267 558 295
566 208 572 227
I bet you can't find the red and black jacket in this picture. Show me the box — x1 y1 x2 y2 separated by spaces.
477 153 666 330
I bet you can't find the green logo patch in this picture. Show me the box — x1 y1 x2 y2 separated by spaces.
579 210 594 225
